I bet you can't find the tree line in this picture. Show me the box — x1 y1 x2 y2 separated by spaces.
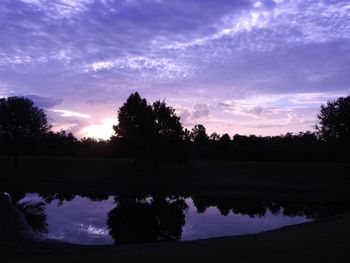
0 93 349 166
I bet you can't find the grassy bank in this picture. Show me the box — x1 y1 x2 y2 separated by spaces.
1 156 349 202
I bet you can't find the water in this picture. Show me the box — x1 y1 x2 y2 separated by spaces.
11 192 347 245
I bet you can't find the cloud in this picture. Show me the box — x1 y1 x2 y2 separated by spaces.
86 99 110 105
84 56 194 80
1 0 349 95
287 111 305 124
220 100 281 119
242 105 276 117
288 92 348 105
249 123 284 129
19 0 95 19
26 95 63 108
176 103 210 125
192 103 210 119
51 109 91 118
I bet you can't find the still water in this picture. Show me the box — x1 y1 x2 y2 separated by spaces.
12 192 347 245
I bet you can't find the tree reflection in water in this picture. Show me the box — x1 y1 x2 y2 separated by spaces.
191 196 350 219
107 195 187 244
6 191 48 234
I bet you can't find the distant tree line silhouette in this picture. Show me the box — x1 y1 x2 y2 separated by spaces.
0 94 349 165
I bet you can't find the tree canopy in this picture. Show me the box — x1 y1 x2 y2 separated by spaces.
0 96 50 167
153 100 183 140
113 93 185 165
0 96 50 139
317 96 350 141
113 92 154 141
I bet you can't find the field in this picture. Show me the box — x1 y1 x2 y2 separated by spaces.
1 156 349 201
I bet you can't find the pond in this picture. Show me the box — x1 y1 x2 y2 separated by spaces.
6 192 349 245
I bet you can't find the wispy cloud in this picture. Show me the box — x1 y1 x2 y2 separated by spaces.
52 109 91 118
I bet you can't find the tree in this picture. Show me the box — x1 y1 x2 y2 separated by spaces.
113 92 154 167
153 100 183 139
16 200 48 233
44 130 77 156
107 194 186 244
316 96 350 141
218 133 231 160
191 124 208 143
152 100 184 163
209 132 220 141
113 93 186 166
191 124 209 160
0 96 50 167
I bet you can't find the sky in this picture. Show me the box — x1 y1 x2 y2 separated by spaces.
0 0 349 139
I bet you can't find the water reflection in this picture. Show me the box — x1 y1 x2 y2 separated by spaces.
108 195 187 244
191 196 349 219
2 191 349 245
3 191 48 234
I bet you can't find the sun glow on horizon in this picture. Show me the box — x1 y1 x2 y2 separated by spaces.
80 118 116 140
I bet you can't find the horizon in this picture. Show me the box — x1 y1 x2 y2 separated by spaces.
1 0 349 139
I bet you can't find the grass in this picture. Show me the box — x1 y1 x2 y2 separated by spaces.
1 156 349 201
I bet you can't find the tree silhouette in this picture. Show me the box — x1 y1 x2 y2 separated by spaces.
16 200 48 233
191 195 350 219
107 195 186 244
152 100 184 164
113 92 154 168
316 96 350 141
191 124 209 160
209 132 220 141
217 133 231 160
191 124 208 142
0 96 50 167
153 100 183 140
113 94 185 166
44 130 77 156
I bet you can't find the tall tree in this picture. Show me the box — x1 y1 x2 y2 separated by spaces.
316 96 350 141
191 124 208 144
153 100 183 139
152 100 184 163
0 97 50 167
107 195 186 244
191 124 209 160
113 92 154 167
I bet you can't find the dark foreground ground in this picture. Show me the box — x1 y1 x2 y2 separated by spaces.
1 157 349 201
0 157 350 262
